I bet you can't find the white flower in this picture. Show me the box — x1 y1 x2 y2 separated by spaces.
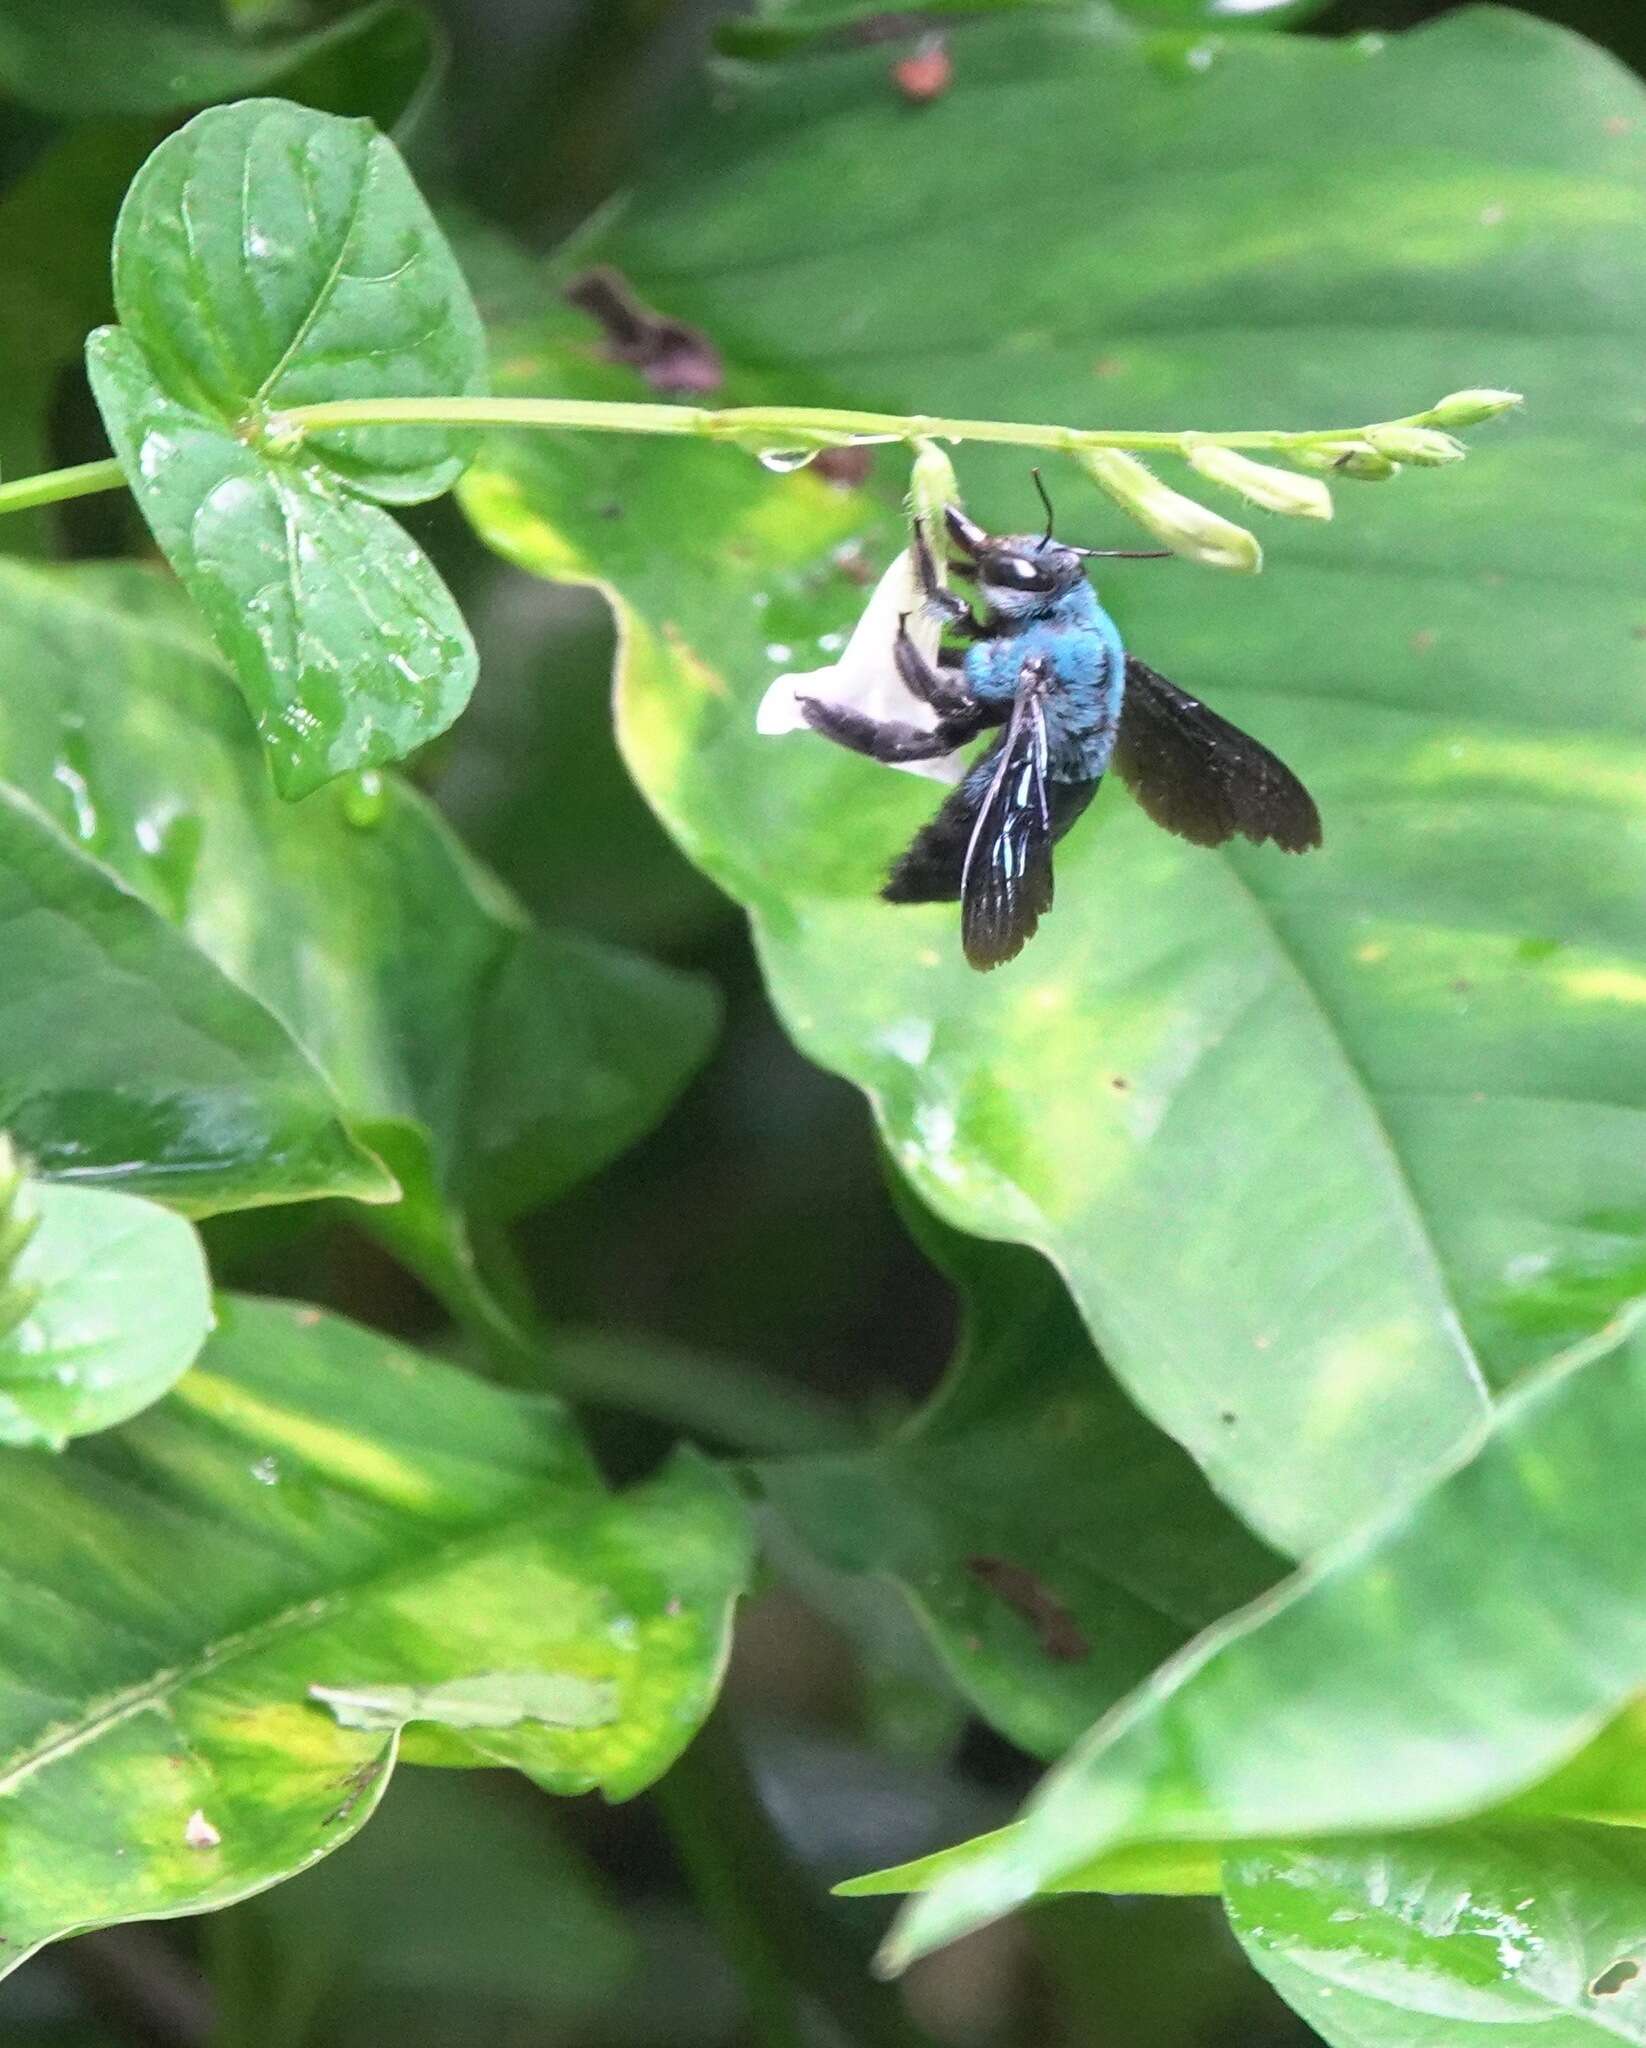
756 548 966 784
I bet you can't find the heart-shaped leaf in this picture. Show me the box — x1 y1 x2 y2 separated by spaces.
89 99 487 796
0 1162 211 1448
459 9 1646 1560
0 1294 752 1978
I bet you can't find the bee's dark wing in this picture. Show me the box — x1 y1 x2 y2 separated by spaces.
1115 656 1322 853
958 658 1057 971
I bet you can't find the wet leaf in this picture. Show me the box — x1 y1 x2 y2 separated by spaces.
0 1295 752 1978
878 1310 1646 1967
0 559 717 1287
460 10 1646 1558
1228 1827 1646 2048
0 1178 211 1448
89 99 486 795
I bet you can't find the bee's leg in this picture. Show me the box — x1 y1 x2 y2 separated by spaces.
894 615 976 718
798 695 988 763
912 519 990 640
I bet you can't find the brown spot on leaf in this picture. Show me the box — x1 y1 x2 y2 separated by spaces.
564 268 724 396
1591 1959 1640 1997
1411 629 1437 654
966 1556 1089 1662
1110 1075 1129 1092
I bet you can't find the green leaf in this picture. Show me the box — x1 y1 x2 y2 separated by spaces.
0 0 434 120
0 1176 211 1448
0 1294 753 1976
89 99 487 796
714 0 1325 58
310 1672 617 1735
837 1829 1226 1900
876 1308 1646 1969
0 777 391 1214
761 1211 1281 1760
0 559 717 1285
1227 1827 1646 2048
459 9 1646 1556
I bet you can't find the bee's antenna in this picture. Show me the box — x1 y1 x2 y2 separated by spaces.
1071 546 1174 560
1031 466 1056 542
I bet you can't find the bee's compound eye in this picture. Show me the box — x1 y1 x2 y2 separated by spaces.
990 554 1054 592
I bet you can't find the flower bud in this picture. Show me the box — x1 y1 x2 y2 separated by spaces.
1424 388 1523 428
1290 440 1400 482
1185 442 1332 521
907 439 960 560
1363 425 1466 467
1076 449 1262 573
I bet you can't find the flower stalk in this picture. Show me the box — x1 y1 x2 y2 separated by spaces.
0 388 1521 526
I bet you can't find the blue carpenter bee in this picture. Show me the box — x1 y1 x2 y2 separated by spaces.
797 480 1322 970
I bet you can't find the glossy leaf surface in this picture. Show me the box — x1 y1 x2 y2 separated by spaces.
90 99 486 795
0 0 433 119
761 1214 1281 1759
715 0 1326 58
0 559 717 1278
0 777 390 1214
880 1312 1646 1967
461 10 1646 1557
0 1180 211 1447
1228 1827 1646 2048
0 1295 752 1977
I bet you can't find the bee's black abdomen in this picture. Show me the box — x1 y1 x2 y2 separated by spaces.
882 775 979 904
883 768 1099 918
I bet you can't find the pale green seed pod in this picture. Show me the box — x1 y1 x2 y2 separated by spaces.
907 439 960 563
1077 449 1262 573
1290 440 1401 482
1363 425 1467 467
1185 442 1332 521
1424 388 1523 428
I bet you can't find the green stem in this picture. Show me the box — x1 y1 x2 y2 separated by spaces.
656 1712 941 2048
0 392 1468 521
0 456 125 518
278 392 1446 455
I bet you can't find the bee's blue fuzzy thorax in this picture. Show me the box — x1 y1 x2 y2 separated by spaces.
963 558 1126 783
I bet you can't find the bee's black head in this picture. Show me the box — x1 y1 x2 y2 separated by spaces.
944 503 1087 614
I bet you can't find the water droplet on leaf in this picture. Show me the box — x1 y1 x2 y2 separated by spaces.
757 448 820 474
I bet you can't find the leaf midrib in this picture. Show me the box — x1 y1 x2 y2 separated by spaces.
0 1462 602 1799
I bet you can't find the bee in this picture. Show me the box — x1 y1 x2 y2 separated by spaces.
796 479 1322 970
